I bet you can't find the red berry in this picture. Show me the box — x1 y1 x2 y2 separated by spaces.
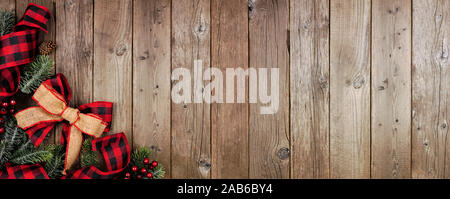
137 175 142 179
140 168 147 174
131 166 138 172
143 157 150 165
0 108 7 115
9 100 16 106
124 176 130 179
0 117 4 124
9 108 14 114
146 172 153 178
151 161 158 167
1 102 8 108
148 165 154 170
0 128 4 134
125 172 131 178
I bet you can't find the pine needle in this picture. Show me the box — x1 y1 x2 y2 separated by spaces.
43 145 65 179
0 10 14 37
80 138 100 168
151 164 166 179
0 140 12 167
19 55 54 94
10 149 53 165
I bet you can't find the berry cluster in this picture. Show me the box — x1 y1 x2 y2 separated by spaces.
124 157 158 179
0 99 16 134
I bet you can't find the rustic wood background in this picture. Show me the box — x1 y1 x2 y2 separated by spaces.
1 0 449 179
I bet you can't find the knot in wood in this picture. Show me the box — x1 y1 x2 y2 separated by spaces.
352 76 365 89
277 147 290 160
115 43 127 56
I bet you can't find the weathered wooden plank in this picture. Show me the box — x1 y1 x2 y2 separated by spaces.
171 0 211 178
248 0 290 179
248 0 289 179
16 0 56 144
371 0 411 179
330 0 371 178
0 0 14 12
412 0 450 179
133 0 171 177
93 0 132 137
290 0 330 178
55 0 93 122
211 0 248 178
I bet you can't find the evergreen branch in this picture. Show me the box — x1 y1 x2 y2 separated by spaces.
0 10 14 37
19 55 54 94
44 153 65 179
10 148 53 165
80 138 100 168
43 145 65 179
0 140 12 166
0 117 26 165
151 164 165 179
4 117 24 148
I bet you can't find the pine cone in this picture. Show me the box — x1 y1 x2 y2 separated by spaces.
39 41 56 55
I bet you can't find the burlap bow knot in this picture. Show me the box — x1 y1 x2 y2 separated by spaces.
15 74 113 174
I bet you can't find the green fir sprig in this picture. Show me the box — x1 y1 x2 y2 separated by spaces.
80 138 100 168
19 55 54 94
43 145 65 179
0 10 14 36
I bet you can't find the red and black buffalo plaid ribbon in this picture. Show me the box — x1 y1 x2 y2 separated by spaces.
63 133 130 179
0 163 49 179
0 3 50 98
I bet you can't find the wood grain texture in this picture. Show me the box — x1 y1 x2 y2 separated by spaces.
412 0 450 179
133 0 171 176
211 0 248 178
371 0 411 179
56 0 93 115
0 0 14 12
16 0 57 144
248 0 290 179
93 0 132 139
171 0 211 178
290 0 330 178
330 0 371 178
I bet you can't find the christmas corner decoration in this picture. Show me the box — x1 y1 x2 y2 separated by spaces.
0 3 165 180
15 73 113 174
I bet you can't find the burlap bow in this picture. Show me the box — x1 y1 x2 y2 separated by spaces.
15 74 113 174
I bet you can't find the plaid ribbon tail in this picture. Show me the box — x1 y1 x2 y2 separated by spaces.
0 163 49 179
0 3 51 99
63 133 130 179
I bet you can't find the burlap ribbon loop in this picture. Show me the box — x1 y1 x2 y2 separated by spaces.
15 73 113 175
16 83 108 138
